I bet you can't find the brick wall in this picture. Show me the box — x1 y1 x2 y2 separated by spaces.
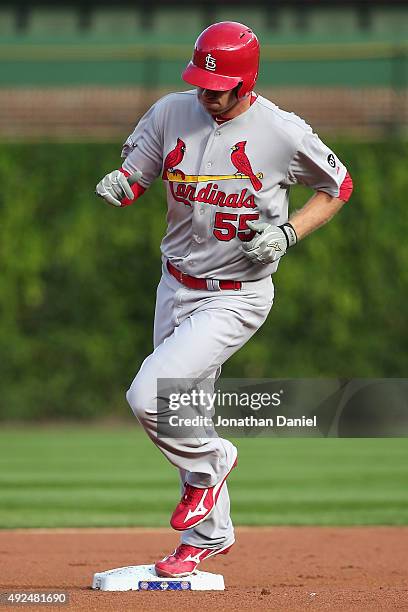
0 87 406 141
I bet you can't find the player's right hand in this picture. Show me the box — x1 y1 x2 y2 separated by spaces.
95 170 136 207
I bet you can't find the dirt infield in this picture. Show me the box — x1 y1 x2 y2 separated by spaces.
0 527 407 611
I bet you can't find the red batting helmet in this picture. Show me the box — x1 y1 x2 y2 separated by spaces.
182 21 260 98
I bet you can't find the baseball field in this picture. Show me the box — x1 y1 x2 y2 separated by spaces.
1 2 408 610
1 426 407 610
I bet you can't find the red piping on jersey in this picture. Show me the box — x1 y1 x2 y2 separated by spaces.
119 167 146 206
339 171 353 202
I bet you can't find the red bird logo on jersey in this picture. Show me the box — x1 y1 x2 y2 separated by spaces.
162 138 186 179
230 141 262 191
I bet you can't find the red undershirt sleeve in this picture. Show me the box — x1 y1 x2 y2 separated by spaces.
119 167 146 206
338 171 353 203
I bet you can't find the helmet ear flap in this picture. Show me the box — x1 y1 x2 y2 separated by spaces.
234 82 251 100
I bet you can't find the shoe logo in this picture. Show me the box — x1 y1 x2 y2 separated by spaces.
184 489 209 523
183 550 207 564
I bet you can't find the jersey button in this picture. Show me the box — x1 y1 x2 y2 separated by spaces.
215 131 221 136
206 162 212 168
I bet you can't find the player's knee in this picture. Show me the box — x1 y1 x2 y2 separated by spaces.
125 384 144 420
126 380 155 423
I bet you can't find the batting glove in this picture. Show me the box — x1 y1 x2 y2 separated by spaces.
95 169 142 207
242 220 297 264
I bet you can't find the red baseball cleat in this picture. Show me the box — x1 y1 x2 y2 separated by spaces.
155 543 233 578
170 450 238 531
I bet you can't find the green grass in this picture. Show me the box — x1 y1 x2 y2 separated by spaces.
0 426 407 528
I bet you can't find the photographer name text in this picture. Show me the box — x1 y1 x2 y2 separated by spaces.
168 415 317 428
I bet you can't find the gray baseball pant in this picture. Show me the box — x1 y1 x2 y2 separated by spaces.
126 261 273 549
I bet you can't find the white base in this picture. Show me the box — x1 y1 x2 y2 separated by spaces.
92 564 225 591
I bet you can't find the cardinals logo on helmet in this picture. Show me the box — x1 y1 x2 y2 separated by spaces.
205 53 217 71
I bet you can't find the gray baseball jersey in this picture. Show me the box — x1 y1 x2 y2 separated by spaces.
121 90 347 280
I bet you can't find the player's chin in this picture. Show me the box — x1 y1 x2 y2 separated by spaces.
199 98 221 112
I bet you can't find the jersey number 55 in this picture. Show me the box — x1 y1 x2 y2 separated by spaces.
213 212 259 242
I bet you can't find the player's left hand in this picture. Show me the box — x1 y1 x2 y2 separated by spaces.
242 220 297 264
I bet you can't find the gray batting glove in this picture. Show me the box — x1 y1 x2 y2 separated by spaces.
242 220 297 264
95 169 142 207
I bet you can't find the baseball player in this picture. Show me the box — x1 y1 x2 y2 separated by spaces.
96 21 353 578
